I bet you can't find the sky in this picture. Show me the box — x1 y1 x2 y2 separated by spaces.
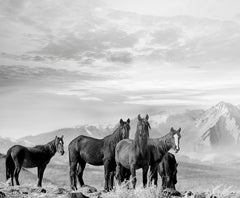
1 0 240 138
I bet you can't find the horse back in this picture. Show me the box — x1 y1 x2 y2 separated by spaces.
68 135 104 165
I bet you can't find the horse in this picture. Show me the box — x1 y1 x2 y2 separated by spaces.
68 118 130 191
158 152 178 190
117 127 181 188
5 136 64 187
148 127 181 186
115 114 151 189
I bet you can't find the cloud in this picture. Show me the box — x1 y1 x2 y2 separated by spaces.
107 51 133 63
0 65 108 90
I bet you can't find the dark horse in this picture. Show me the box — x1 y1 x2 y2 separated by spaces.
68 118 130 191
119 127 181 188
5 136 64 187
158 152 178 190
148 127 181 186
115 114 150 188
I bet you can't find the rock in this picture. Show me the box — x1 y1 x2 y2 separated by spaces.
83 185 97 193
194 193 206 198
163 188 182 197
185 191 194 197
40 188 47 193
68 192 89 198
0 191 6 197
56 187 67 194
88 191 102 197
210 195 217 198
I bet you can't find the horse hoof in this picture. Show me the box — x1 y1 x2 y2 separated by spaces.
40 189 47 193
71 187 77 191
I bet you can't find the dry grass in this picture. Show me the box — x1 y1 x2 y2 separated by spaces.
0 181 240 198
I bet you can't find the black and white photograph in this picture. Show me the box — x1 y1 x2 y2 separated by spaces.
0 0 240 197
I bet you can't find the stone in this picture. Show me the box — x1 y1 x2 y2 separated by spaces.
68 192 89 198
40 188 47 193
194 193 206 198
0 191 6 197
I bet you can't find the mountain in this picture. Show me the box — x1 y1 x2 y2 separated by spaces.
2 101 240 162
196 101 240 149
20 125 113 147
0 136 33 155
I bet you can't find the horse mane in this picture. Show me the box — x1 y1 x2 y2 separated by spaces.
156 132 173 154
33 139 56 156
103 124 127 154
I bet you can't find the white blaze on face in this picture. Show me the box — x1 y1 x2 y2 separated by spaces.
173 134 179 150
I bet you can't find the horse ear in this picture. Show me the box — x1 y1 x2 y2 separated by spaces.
178 128 181 133
170 127 174 132
127 118 130 123
138 114 141 121
120 119 124 125
145 114 149 120
55 136 58 139
61 135 64 139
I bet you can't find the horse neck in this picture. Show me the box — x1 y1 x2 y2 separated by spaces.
45 139 57 157
133 130 148 156
104 126 123 146
157 133 172 154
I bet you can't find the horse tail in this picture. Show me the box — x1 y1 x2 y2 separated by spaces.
5 149 15 181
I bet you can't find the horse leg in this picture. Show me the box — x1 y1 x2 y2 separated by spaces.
77 161 86 187
11 172 14 186
14 165 21 186
153 170 158 186
148 164 158 187
115 163 122 186
142 165 149 188
37 165 46 187
108 171 115 191
130 164 137 189
69 161 78 191
103 160 110 191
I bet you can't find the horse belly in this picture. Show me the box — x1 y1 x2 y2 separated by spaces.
22 152 40 168
80 150 103 166
22 159 37 168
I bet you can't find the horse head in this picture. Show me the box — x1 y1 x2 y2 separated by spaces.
119 118 131 139
169 127 181 153
137 114 151 138
55 135 65 155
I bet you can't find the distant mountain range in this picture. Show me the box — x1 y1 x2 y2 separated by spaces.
196 102 240 149
1 101 240 157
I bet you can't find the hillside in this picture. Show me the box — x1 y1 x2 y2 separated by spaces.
196 102 240 149
19 125 114 146
1 101 240 165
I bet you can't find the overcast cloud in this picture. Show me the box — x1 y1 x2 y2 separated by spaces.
1 0 240 137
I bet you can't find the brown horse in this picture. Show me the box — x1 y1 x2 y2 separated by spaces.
158 152 178 190
68 119 130 191
5 136 64 187
148 127 181 186
115 114 150 188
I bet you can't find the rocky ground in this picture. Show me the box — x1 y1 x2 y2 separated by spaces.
0 182 240 198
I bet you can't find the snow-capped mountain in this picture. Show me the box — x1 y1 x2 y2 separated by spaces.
196 102 240 148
